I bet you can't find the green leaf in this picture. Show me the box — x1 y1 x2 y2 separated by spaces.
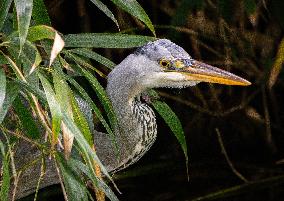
77 66 118 133
0 140 10 201
13 96 41 139
70 95 93 145
32 0 51 25
110 0 155 36
0 0 13 30
89 0 119 29
64 33 155 48
0 68 6 112
68 157 119 201
27 25 56 42
14 0 33 53
69 48 115 69
57 154 89 201
13 78 46 104
38 73 62 144
0 81 20 124
152 100 188 171
65 75 114 137
61 112 116 193
52 64 71 113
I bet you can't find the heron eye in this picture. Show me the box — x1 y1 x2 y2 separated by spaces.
159 59 170 68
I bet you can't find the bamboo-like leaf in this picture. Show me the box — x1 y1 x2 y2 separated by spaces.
0 68 6 112
0 81 20 124
61 112 117 193
0 140 10 201
49 32 65 66
64 52 103 75
14 0 33 53
65 75 114 137
68 157 119 201
13 96 41 139
53 65 74 157
27 25 56 42
57 154 89 201
32 0 51 25
0 0 13 30
152 100 189 172
77 66 118 133
69 48 115 69
70 95 93 146
110 0 155 36
38 73 62 146
13 79 46 103
89 0 119 29
64 33 155 48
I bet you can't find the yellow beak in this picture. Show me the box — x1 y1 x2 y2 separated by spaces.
178 60 251 86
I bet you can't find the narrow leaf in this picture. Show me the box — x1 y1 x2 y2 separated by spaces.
69 48 115 69
77 66 117 133
32 0 51 25
53 65 74 158
64 33 155 48
152 100 189 172
0 68 6 112
110 0 155 36
61 112 116 191
0 0 13 30
14 0 33 53
70 95 93 145
13 96 41 139
38 73 62 146
65 76 114 137
0 81 20 124
57 154 89 201
69 157 119 201
89 0 119 29
49 32 65 66
27 25 56 42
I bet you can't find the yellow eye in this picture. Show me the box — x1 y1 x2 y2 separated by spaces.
159 59 170 68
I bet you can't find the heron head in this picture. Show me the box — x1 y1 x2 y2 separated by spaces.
134 39 251 88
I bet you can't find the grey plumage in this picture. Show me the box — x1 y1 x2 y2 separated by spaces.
2 39 250 199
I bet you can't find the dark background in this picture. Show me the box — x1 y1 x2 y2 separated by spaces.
22 0 284 200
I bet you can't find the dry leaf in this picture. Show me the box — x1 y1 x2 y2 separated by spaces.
49 32 65 66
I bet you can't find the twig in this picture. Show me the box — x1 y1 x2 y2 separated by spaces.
215 128 248 183
92 145 105 201
54 159 69 201
158 88 259 117
262 86 277 153
11 172 21 201
33 158 46 201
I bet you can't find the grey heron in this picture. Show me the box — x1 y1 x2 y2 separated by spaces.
10 39 251 198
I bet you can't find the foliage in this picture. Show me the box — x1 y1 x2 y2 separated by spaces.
0 0 185 200
1 0 284 200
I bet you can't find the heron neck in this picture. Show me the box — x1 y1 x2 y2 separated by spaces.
106 78 157 169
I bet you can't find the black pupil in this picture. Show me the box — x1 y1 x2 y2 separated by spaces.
161 61 168 66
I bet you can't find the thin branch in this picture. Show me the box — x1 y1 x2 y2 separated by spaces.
215 128 248 183
158 88 259 117
262 86 277 153
54 159 69 201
